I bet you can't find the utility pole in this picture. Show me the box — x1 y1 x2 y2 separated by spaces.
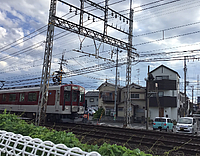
0 81 5 89
114 48 119 121
184 56 187 116
124 0 134 128
52 52 67 85
191 85 194 115
146 66 150 130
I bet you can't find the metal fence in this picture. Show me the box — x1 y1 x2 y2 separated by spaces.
0 130 101 156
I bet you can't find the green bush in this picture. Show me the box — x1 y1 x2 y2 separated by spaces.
0 110 151 156
93 107 105 119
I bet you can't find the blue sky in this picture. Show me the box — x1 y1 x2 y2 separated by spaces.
0 0 200 102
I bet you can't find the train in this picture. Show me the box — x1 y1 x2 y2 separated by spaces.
0 84 85 122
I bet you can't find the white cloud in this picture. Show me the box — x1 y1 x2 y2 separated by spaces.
0 27 7 39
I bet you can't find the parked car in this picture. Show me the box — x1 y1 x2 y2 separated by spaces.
87 107 96 116
153 117 174 132
176 117 198 134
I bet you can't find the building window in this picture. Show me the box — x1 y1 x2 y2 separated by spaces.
131 93 139 99
19 93 25 102
158 91 164 97
28 93 37 101
9 94 16 102
2 94 6 101
105 107 113 115
152 92 164 97
156 76 169 80
118 108 123 111
90 98 94 102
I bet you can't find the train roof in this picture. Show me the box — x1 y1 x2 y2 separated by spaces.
0 84 85 93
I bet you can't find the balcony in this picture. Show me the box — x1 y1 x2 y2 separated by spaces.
153 79 177 90
102 91 115 102
149 96 177 107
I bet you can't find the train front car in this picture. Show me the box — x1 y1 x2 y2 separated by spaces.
60 84 85 119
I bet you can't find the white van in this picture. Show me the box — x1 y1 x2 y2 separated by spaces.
176 117 198 134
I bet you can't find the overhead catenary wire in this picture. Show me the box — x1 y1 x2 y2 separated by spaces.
1 0 200 93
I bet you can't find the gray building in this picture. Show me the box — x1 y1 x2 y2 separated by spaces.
85 91 99 108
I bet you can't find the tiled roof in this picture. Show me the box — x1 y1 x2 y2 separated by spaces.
85 91 99 97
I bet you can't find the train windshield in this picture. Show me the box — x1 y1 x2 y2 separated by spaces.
64 91 70 102
72 90 78 102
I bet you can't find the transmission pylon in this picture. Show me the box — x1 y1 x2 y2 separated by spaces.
124 0 134 127
35 0 57 126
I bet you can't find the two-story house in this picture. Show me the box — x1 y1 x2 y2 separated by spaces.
120 83 146 122
148 65 181 121
97 80 146 122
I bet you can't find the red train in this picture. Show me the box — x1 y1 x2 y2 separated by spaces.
0 84 85 121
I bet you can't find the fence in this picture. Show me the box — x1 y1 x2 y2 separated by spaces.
0 130 101 156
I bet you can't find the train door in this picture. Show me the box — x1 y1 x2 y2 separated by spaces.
71 90 80 112
55 90 60 111
63 90 70 111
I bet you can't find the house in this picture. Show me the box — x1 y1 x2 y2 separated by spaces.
148 65 181 121
97 80 146 122
85 91 99 108
97 81 120 116
120 83 146 122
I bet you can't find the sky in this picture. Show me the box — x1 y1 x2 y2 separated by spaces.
0 0 200 102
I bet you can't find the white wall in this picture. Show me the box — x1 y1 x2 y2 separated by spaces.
150 107 178 121
151 67 177 80
149 107 159 120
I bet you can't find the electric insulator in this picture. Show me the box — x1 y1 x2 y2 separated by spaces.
69 7 72 12
123 18 125 22
88 15 90 20
75 9 77 15
111 12 114 16
120 16 122 20
115 14 117 18
53 77 56 82
93 17 95 22
126 20 128 24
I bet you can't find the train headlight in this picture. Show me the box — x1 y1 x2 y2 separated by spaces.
65 106 68 110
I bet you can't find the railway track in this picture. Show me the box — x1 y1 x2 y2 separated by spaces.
45 122 200 155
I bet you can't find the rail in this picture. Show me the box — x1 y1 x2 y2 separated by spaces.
0 130 101 156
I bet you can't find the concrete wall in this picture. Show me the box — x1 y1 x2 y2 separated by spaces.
150 107 178 121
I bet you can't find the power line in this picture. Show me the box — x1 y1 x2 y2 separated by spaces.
134 30 200 47
134 21 200 37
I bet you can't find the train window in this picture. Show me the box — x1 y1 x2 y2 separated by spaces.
19 93 25 102
73 91 77 102
9 94 16 101
2 94 6 101
64 91 70 102
80 92 84 102
28 92 37 101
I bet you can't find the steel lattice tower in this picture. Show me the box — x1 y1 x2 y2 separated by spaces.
35 0 57 126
